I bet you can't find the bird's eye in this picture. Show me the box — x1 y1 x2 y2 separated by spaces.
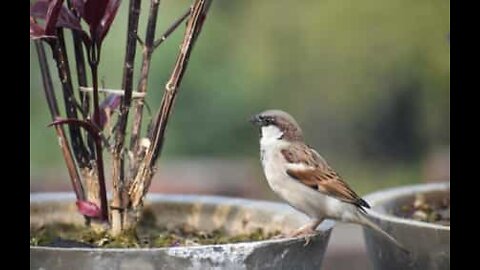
264 117 274 125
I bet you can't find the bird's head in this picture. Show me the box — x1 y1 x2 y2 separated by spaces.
249 109 304 142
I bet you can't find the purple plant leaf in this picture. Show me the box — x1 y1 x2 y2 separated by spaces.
76 200 101 218
49 118 102 141
30 0 83 32
44 0 65 35
30 0 49 18
97 0 122 41
80 31 93 48
70 0 121 44
30 17 46 39
57 6 83 31
72 0 85 17
94 94 121 130
83 0 109 39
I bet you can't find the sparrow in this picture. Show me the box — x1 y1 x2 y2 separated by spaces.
250 109 408 252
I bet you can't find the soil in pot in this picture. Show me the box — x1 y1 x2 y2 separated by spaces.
30 207 281 248
392 193 450 226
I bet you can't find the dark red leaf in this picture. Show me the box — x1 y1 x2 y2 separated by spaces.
97 0 122 41
30 0 83 32
83 0 109 38
30 17 46 39
49 118 102 141
30 0 48 18
76 200 101 218
44 0 65 35
80 31 93 48
94 94 121 129
72 0 85 17
57 6 83 31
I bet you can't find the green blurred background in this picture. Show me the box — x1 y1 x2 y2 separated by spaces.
30 0 449 197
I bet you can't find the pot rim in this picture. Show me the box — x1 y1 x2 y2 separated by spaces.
30 192 335 251
363 182 450 231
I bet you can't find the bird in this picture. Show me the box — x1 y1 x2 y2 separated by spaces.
249 109 408 252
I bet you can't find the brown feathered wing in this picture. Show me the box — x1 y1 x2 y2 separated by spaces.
281 143 370 209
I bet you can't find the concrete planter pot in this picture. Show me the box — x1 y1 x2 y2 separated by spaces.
362 183 450 270
31 193 334 270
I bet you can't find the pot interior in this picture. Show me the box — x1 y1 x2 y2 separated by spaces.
30 193 324 236
365 183 450 228
377 190 449 213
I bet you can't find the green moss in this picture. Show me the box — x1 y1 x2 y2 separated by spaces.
30 223 84 246
30 222 281 248
393 193 450 226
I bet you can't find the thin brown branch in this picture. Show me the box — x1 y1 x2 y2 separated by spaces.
149 0 211 164
50 29 90 168
136 34 144 46
111 0 142 235
66 0 94 159
85 41 109 223
90 62 109 223
153 8 191 49
67 0 91 117
35 40 85 202
129 0 161 173
129 0 212 207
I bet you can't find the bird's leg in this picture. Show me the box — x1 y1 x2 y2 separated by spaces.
289 218 324 246
289 219 323 237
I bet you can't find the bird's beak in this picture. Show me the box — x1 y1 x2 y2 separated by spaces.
249 114 262 126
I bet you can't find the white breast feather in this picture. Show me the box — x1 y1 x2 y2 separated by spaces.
258 126 352 220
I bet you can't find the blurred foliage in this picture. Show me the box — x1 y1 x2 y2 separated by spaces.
30 0 449 179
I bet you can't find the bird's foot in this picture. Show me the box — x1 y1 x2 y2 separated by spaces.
288 227 317 247
303 234 315 247
271 233 287 240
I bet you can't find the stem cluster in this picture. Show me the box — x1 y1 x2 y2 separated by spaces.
33 0 213 234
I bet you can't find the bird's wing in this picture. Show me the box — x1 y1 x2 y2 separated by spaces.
281 143 370 209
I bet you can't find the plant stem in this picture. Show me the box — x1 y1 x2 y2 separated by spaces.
67 0 96 162
129 0 161 173
90 56 109 223
128 6 191 166
66 0 91 118
129 0 212 208
111 0 142 235
35 40 86 202
72 33 91 117
84 41 109 223
152 8 191 49
149 0 212 164
90 46 102 127
50 29 90 168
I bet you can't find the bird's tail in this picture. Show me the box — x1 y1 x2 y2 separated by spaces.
356 210 410 255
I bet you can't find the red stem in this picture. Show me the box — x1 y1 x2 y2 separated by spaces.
90 44 109 222
35 40 86 202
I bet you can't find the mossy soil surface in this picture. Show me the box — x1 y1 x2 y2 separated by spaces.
393 193 450 226
30 209 281 248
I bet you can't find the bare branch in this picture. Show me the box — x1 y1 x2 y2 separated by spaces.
153 8 191 49
149 0 212 164
111 0 143 235
129 0 161 173
85 42 110 223
34 40 86 202
50 29 91 168
129 0 213 207
88 62 109 222
136 34 145 46
66 0 95 160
